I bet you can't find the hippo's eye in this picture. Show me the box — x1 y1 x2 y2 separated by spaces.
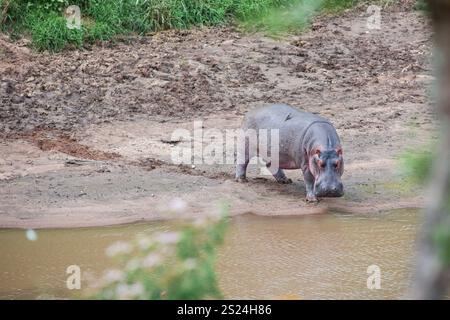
317 159 325 168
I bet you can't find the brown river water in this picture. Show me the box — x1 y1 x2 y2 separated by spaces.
0 209 421 299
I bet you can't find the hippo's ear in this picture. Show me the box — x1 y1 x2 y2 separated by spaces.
336 147 343 156
314 149 321 156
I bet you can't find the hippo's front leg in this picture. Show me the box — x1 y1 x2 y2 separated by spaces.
302 169 318 202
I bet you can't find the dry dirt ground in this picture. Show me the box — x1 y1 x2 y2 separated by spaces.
0 3 436 228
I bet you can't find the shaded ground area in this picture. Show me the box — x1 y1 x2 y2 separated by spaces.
0 3 436 228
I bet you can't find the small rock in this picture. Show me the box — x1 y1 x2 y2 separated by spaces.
221 39 234 46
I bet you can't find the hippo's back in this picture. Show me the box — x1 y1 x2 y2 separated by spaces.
243 104 327 131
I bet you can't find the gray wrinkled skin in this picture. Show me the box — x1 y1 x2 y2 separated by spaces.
235 104 344 202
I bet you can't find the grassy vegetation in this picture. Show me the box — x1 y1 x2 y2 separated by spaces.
24 9 83 51
0 0 388 52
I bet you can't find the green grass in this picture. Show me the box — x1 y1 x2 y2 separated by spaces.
0 0 389 52
23 9 83 51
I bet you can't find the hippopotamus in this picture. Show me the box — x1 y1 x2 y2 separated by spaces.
235 104 344 202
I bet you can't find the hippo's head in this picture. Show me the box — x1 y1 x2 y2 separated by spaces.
308 147 344 198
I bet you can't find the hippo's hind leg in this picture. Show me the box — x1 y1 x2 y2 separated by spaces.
235 137 250 182
267 164 292 184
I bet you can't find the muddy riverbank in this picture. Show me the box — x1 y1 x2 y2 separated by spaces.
0 3 435 228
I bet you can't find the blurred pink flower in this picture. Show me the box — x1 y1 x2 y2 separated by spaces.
105 241 132 257
116 283 144 299
103 269 123 284
154 231 180 244
142 253 162 268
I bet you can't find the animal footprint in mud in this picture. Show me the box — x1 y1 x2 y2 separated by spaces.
278 178 293 184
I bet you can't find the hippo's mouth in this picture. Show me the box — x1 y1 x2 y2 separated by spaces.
315 190 344 198
314 186 344 198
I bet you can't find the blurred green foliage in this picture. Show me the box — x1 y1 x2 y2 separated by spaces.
240 0 322 35
399 148 433 185
242 0 399 35
433 218 450 265
413 0 429 11
90 205 229 300
399 143 450 265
